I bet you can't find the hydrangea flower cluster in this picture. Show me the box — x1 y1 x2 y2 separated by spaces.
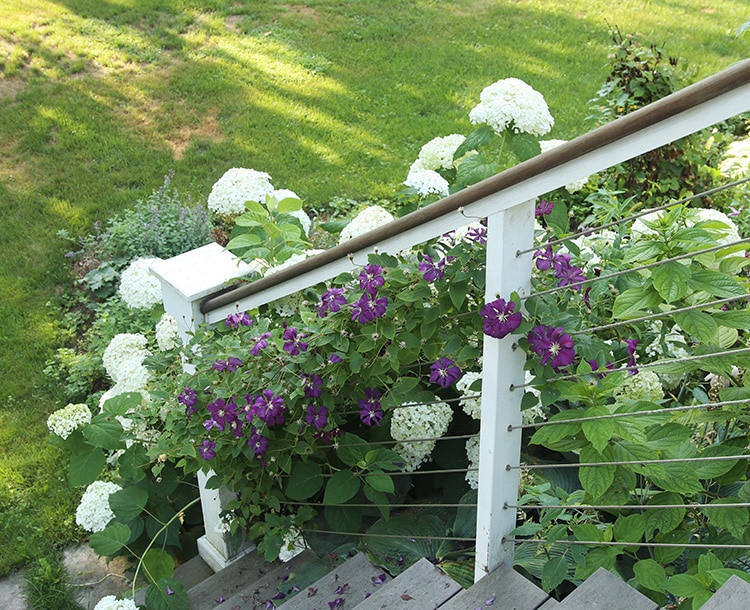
465 435 480 489
469 77 554 137
93 596 139 610
417 134 466 170
47 402 92 439
404 160 450 198
118 257 163 309
271 188 312 235
390 400 453 472
75 480 122 533
719 136 750 178
456 371 482 419
338 206 395 243
614 370 664 402
102 333 152 392
155 312 179 351
207 167 275 216
278 526 307 562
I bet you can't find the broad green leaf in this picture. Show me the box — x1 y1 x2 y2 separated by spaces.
581 408 616 454
449 279 468 310
645 463 704 494
654 530 690 564
276 197 303 213
644 492 686 537
117 444 149 483
674 310 718 343
511 132 541 162
624 240 664 263
651 261 691 302
541 555 568 592
666 573 709 598
324 470 360 505
101 392 142 416
225 233 263 250
363 485 390 519
687 270 746 298
702 498 748 540
144 579 189 610
714 325 739 349
109 486 149 522
579 462 615 500
613 514 645 544
365 472 394 494
286 461 324 501
709 568 750 587
454 153 499 188
89 522 131 556
698 551 723 574
83 415 125 450
69 446 105 487
453 124 495 158
712 310 750 330
141 548 175 585
612 285 662 319
633 559 667 592
324 504 362 534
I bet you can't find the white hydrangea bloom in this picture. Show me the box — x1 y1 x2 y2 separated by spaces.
404 160 450 198
76 480 122 533
614 371 664 403
208 168 275 216
339 206 395 244
155 312 179 351
278 527 307 562
465 435 480 490
391 401 453 472
539 139 591 192
47 403 92 440
469 78 554 137
118 258 163 309
417 134 466 170
102 333 151 391
93 595 139 610
719 137 750 178
456 371 482 419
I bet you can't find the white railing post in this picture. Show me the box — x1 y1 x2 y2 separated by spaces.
151 243 255 572
475 199 534 582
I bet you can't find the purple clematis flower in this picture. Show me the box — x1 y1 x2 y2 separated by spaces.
467 225 487 245
535 200 554 217
250 332 272 356
351 293 388 324
317 287 347 318
305 404 328 430
418 254 450 282
625 338 638 374
248 429 269 458
480 298 522 339
528 325 576 370
225 312 252 328
429 357 462 388
359 388 383 426
206 398 239 432
212 357 243 372
329 353 343 364
252 390 287 427
283 326 309 356
199 439 216 461
359 264 385 296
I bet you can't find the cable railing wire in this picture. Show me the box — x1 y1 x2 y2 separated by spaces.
507 501 750 511
512 539 750 550
515 176 750 257
303 529 476 542
508 453 750 471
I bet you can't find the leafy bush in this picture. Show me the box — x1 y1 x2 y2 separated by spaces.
23 551 82 610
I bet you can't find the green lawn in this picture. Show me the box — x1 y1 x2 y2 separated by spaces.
0 0 747 575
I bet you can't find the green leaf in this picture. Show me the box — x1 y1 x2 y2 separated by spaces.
687 271 746 298
712 310 750 330
613 514 645 544
579 445 615 501
651 261 691 302
666 573 709 598
324 470 360 505
286 461 324 501
612 285 662 319
225 233 263 250
645 463 704 494
142 548 175 585
449 279 468 310
89 522 131 556
643 492 686 537
83 415 125 450
363 485 390 519
511 132 541 162
454 153 499 188
702 498 748 540
541 555 568 592
324 504 362 534
633 558 667 592
145 578 189 610
109 486 149 522
365 472 394 494
581 409 616 454
453 124 495 158
336 434 369 467
69 446 105 487
623 240 664 263
117 444 149 483
101 392 142 416
674 310 718 343
276 197 303 213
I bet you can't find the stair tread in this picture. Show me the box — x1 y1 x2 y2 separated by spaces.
700 574 750 610
440 563 552 610
206 549 316 609
278 552 392 609
353 557 461 609
556 568 658 610
186 549 276 609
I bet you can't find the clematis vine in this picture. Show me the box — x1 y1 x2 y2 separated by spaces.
225 312 252 328
317 287 347 317
527 325 576 370
429 357 462 388
480 298 522 339
359 388 384 426
358 264 385 296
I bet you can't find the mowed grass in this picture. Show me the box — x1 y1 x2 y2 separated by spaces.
0 0 747 575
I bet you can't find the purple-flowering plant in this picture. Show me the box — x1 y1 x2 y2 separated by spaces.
252 390 287 427
359 388 383 426
283 326 309 355
418 254 450 282
199 439 216 461
358 264 385 296
351 293 388 324
206 398 239 432
329 353 343 364
248 429 269 458
305 404 328 430
212 357 243 372
528 325 576 370
467 225 487 245
554 261 586 289
429 357 462 388
317 287 347 317
225 312 253 328
302 374 323 398
535 199 554 216
250 332 272 356
480 298 522 339
625 338 638 374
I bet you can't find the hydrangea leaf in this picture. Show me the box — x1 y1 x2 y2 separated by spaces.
324 504 362 533
84 415 126 450
89 522 131 556
323 470 360 505
286 461 324 501
141 548 175 585
109 486 149 522
101 392 142 417
365 472 394 494
69 446 106 487
144 578 188 610
511 132 541 162
651 261 691 302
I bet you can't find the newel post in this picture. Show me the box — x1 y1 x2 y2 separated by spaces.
150 243 255 572
474 199 534 582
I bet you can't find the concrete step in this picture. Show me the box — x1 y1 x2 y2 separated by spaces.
555 568 658 610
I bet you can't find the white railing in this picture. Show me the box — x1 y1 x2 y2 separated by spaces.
151 59 750 578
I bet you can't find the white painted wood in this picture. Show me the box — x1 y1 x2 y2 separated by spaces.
474 201 534 581
150 245 256 569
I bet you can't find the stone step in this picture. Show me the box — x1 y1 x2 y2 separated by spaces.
700 574 750 610
278 552 392 609
352 557 462 609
